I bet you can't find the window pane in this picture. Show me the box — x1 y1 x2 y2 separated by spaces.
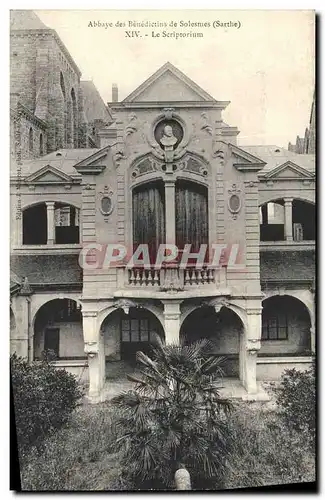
122 320 129 332
268 326 278 340
278 327 288 340
140 319 149 331
122 330 130 342
131 329 139 342
140 330 149 342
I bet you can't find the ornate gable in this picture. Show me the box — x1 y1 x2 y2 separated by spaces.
123 62 216 103
24 165 75 184
263 161 315 180
231 144 266 172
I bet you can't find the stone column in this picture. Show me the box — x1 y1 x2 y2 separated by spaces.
162 301 182 345
83 311 105 402
46 202 56 245
165 180 176 245
284 198 293 241
240 309 262 394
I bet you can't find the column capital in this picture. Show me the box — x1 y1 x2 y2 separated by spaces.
284 197 294 204
45 201 55 208
82 311 98 318
246 308 263 316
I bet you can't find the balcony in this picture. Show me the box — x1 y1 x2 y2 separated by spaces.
117 265 227 292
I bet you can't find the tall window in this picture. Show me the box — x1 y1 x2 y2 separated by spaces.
60 72 68 145
71 88 77 147
39 133 44 155
28 127 33 153
132 181 165 262
175 180 208 253
262 301 288 340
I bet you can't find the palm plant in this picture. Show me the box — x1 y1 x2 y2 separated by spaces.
110 338 232 490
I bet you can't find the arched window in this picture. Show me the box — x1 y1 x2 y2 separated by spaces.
60 72 68 145
71 88 77 147
60 72 66 99
39 133 44 155
28 127 33 153
132 181 165 263
175 180 208 254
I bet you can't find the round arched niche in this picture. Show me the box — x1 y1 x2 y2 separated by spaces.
154 119 184 150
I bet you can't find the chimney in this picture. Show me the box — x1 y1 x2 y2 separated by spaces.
112 83 118 102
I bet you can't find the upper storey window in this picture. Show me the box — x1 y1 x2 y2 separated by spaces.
28 127 33 154
22 202 80 245
260 199 315 242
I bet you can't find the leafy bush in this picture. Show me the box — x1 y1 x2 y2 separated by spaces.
275 364 315 447
110 339 232 490
220 403 315 489
11 354 83 458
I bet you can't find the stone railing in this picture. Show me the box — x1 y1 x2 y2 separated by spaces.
125 265 226 290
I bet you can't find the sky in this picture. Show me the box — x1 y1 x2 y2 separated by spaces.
35 9 315 148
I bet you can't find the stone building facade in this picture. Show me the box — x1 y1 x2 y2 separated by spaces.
10 10 111 161
10 13 315 402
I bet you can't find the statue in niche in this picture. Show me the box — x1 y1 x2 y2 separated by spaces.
160 124 178 148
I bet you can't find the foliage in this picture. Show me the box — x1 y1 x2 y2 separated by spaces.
11 353 83 458
20 405 125 491
19 399 315 491
220 403 315 489
275 363 316 448
109 339 233 489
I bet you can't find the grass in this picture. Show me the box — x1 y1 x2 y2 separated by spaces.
19 396 316 491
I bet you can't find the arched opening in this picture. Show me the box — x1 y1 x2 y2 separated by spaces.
260 198 315 241
180 306 243 377
23 203 47 245
132 181 165 263
71 88 77 148
39 133 44 156
22 202 80 245
55 202 80 244
101 307 164 367
292 200 315 240
33 299 83 360
260 295 311 356
260 199 285 241
175 180 208 261
28 127 33 154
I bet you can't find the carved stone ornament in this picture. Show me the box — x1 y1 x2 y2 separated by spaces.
246 339 261 353
114 299 138 315
99 185 114 222
228 184 242 220
84 341 99 355
200 112 213 135
144 112 190 164
125 113 139 137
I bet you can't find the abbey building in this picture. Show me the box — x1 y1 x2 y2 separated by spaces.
10 11 315 401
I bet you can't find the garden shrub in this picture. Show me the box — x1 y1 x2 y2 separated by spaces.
275 363 316 447
11 353 83 458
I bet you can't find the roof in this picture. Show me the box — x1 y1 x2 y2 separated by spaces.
10 271 22 294
243 145 315 175
80 81 112 123
260 251 315 282
122 62 222 104
11 148 99 178
10 10 48 30
11 254 82 286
